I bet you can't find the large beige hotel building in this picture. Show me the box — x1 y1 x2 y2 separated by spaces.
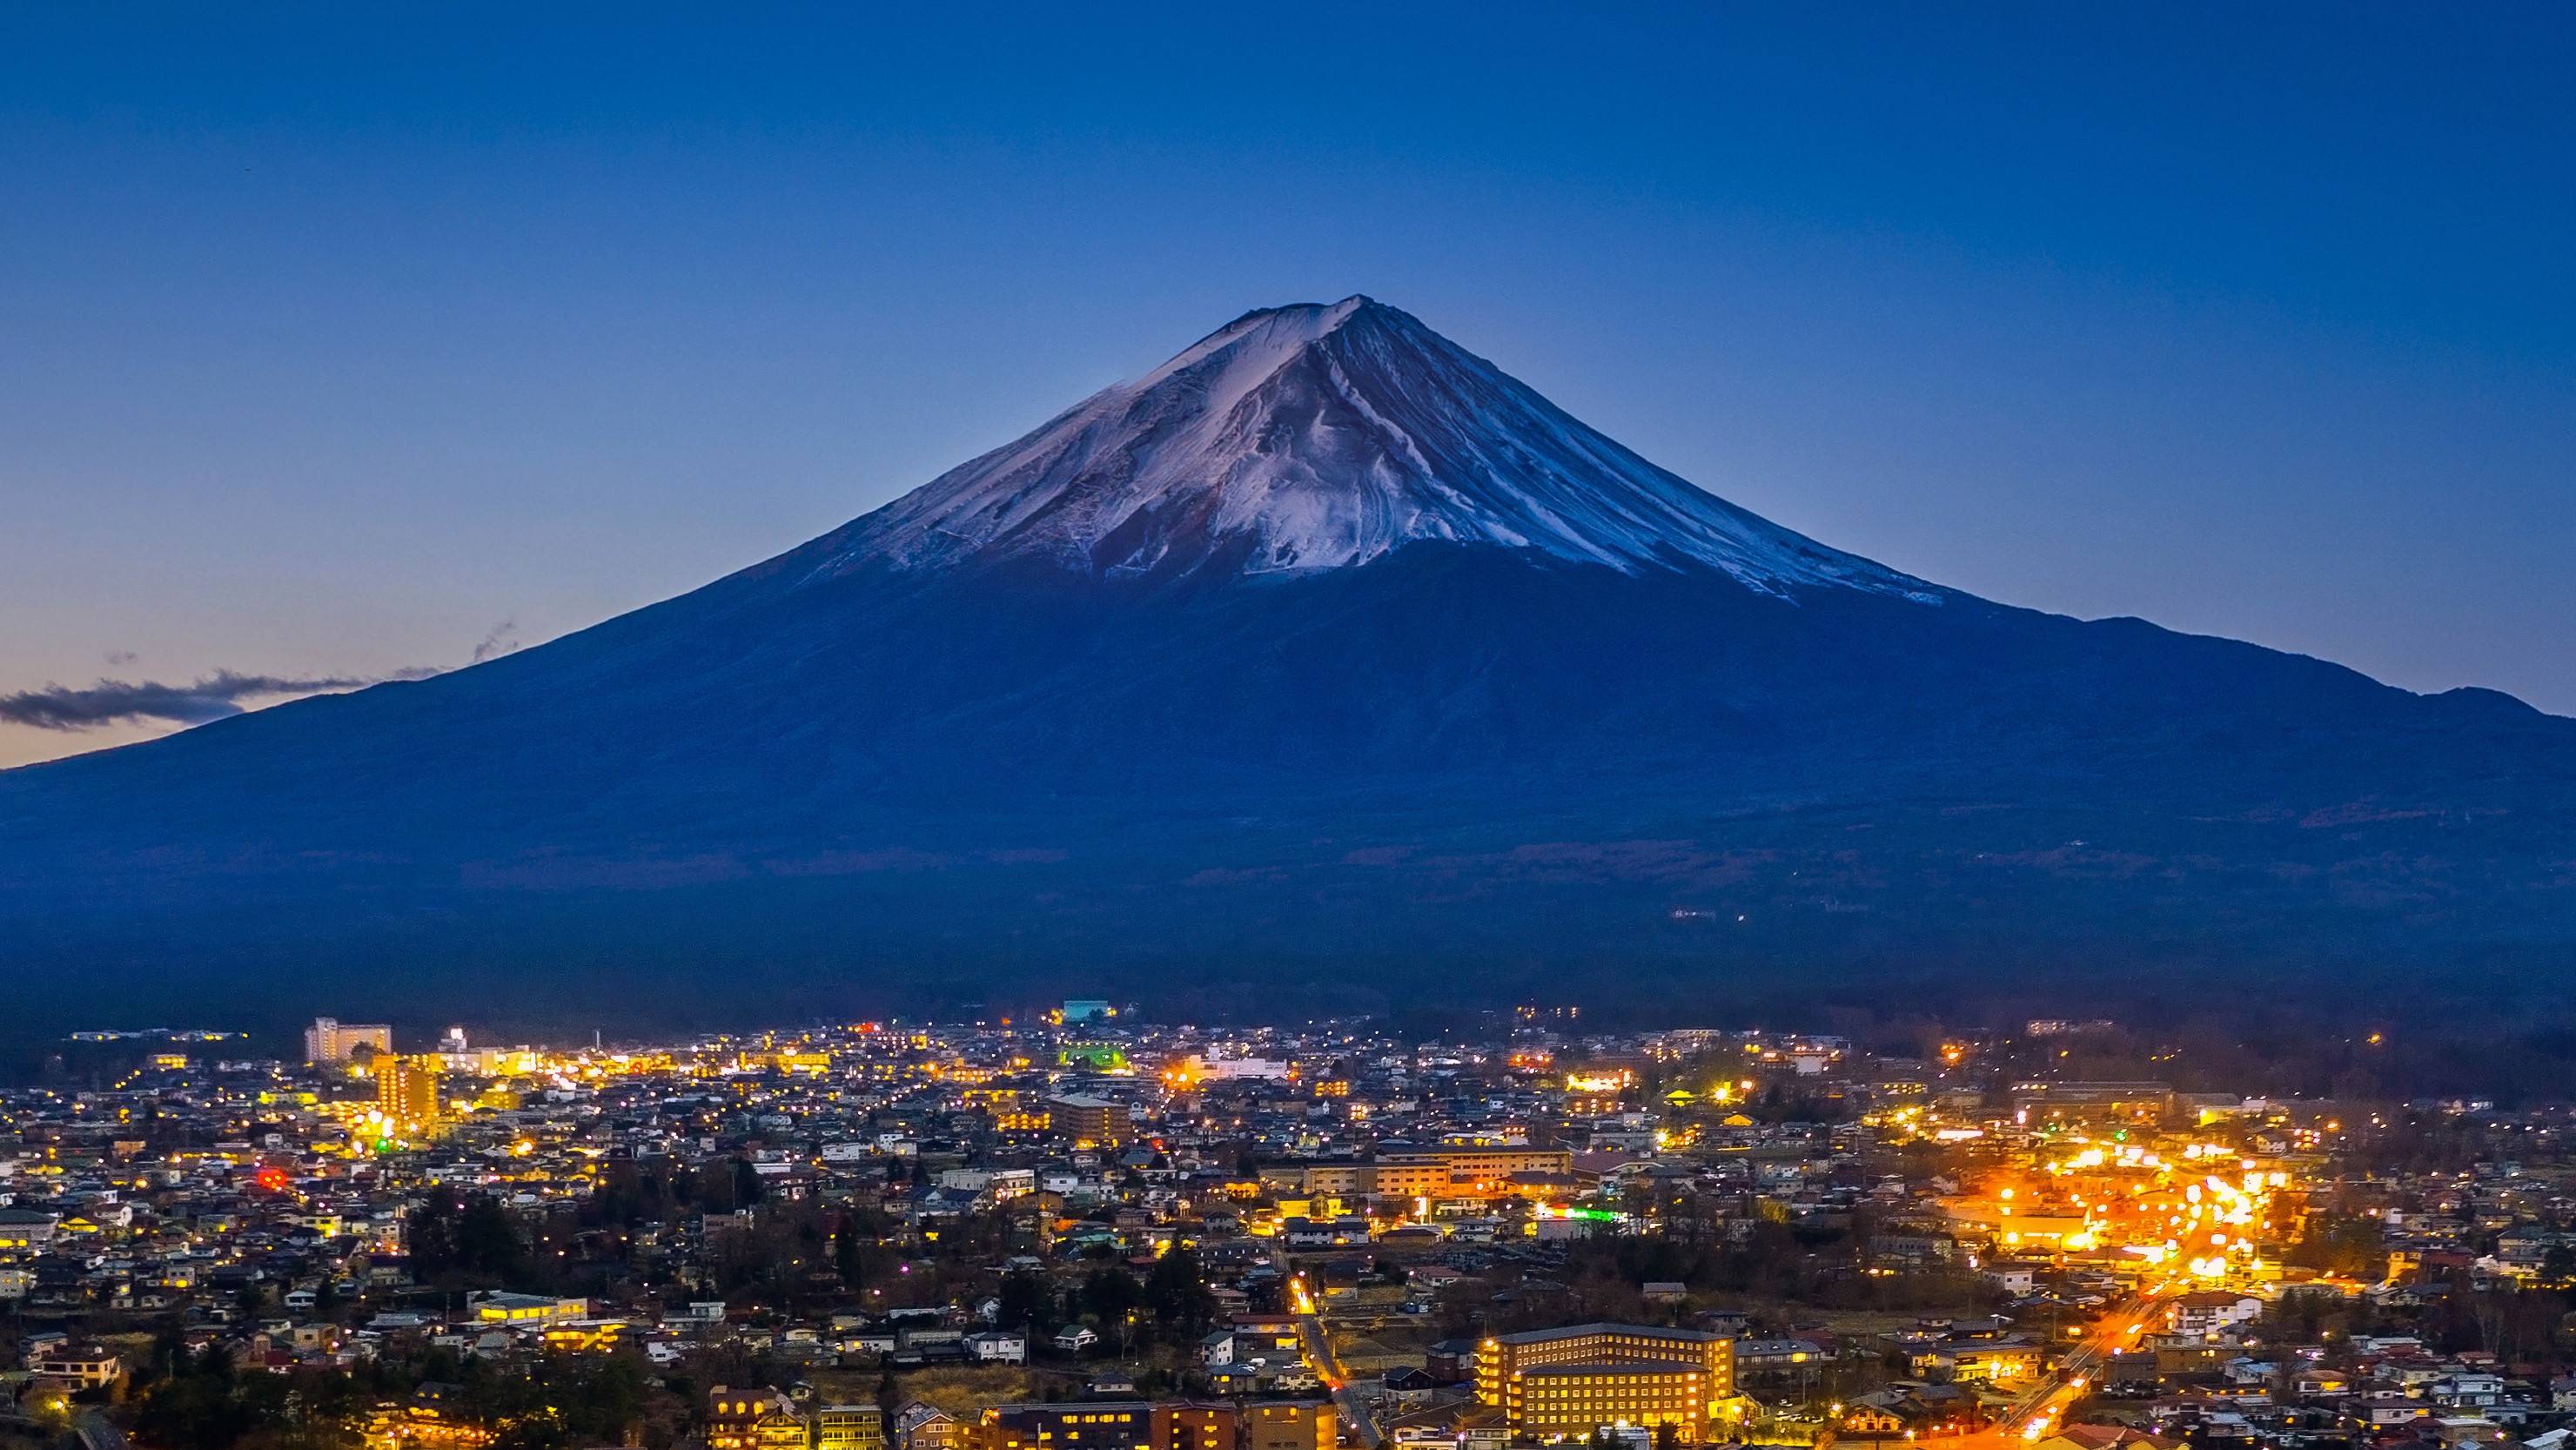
1476 1323 1735 1443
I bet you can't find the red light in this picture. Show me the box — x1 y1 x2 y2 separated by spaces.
255 1166 290 1192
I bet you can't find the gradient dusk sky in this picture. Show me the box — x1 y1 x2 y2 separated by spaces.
3 4 2572 768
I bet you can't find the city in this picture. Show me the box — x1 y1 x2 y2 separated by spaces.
3 1009 2573 1450
7 15 2574 1450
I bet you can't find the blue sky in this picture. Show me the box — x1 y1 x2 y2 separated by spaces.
3 3 2571 764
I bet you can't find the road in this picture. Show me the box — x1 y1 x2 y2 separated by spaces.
76 1411 134 1450
1917 1279 2177 1450
1287 1267 1385 1448
0 1407 131 1450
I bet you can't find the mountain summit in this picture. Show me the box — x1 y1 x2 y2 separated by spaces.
802 297 1932 595
3 298 2572 1033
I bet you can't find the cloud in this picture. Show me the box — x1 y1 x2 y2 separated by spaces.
469 619 521 664
3 619 526 734
104 650 138 667
0 670 391 730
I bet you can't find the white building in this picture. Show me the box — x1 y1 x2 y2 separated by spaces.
965 1330 1029 1364
304 1017 392 1065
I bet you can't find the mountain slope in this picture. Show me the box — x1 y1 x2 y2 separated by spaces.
3 299 2573 1034
802 299 1936 592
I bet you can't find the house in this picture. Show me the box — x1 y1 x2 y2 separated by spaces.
1380 1368 1439 1407
1053 1325 1099 1353
2167 1292 2262 1338
1426 1339 1479 1384
1841 1407 1906 1438
1206 1366 1265 1395
1281 1216 1368 1249
2349 1396 2435 1430
896 1404 971 1450
2295 1369 2352 1399
1910 1339 2043 1386
0 1210 62 1252
707 1386 801 1450
29 1344 123 1392
1736 1337 1833 1371
2430 1373 2505 1409
1982 1264 2041 1295
966 1331 1028 1365
842 1329 898 1356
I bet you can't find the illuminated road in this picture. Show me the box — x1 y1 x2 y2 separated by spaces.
1288 1268 1384 1447
1909 1131 2287 1449
1915 1283 2175 1450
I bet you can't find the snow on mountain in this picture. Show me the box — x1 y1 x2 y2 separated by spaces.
806 297 1941 599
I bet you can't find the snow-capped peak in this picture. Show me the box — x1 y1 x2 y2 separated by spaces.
808 296 1938 598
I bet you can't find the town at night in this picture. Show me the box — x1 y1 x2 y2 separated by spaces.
6 1009 2564 1450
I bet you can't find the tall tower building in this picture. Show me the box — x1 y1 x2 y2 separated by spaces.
377 1056 441 1126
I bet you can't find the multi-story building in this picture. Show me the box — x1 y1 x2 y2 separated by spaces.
818 1406 886 1450
979 1403 1150 1450
305 1016 393 1065
1144 1404 1330 1450
1263 1145 1576 1201
378 1055 441 1125
1477 1323 1734 1443
1150 1402 1234 1450
1240 1402 1333 1450
28 1344 123 1392
1044 1094 1133 1148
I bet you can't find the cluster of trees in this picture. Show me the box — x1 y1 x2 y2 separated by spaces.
2281 1211 2385 1278
406 1195 534 1286
130 1340 329 1450
991 1248 1216 1346
401 1170 925 1312
2263 1271 2576 1369
580 1157 770 1229
1614 1203 1991 1305
126 1331 661 1450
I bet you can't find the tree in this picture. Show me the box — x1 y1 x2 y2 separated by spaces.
834 1214 868 1290
998 1269 1054 1332
131 1342 297 1450
2541 1243 2576 1287
409 1198 460 1280
1081 1266 1144 1325
454 1195 530 1281
1144 1248 1214 1335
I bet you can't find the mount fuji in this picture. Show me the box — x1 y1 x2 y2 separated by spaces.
5 297 2574 1032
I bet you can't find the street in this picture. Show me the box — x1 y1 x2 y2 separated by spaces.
1917 1281 2177 1450
1288 1267 1386 1448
